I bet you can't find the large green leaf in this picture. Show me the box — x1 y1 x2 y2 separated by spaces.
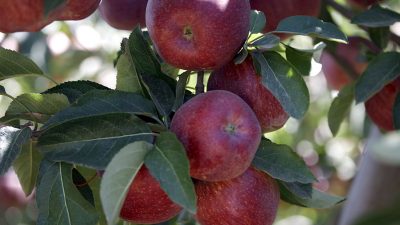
279 181 313 199
328 84 355 136
36 161 98 225
0 47 44 80
42 90 159 130
43 80 110 103
100 141 151 225
285 43 325 76
355 52 400 103
252 51 310 119
351 5 400 28
13 139 42 196
116 39 144 95
248 34 280 51
0 126 31 176
252 139 315 184
249 10 266 34
145 132 197 213
38 114 153 169
275 16 347 43
0 93 69 124
394 94 400 130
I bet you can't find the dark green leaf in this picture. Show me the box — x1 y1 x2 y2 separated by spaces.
38 114 153 169
368 27 390 49
286 46 313 76
249 34 280 51
173 72 190 112
0 126 31 176
328 84 355 136
279 181 313 199
0 47 44 80
43 0 66 16
355 52 400 103
280 182 345 208
351 5 400 28
72 168 95 206
394 94 400 130
0 93 69 124
100 141 151 225
253 139 315 184
249 10 266 34
13 139 42 196
234 47 249 65
252 51 309 119
0 85 6 95
116 39 144 95
145 132 197 213
42 90 159 130
275 16 347 43
43 80 110 103
36 161 98 225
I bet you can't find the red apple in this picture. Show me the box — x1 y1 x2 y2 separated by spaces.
365 78 400 132
207 56 289 133
146 0 251 70
56 0 100 20
99 0 148 30
347 0 381 9
195 167 280 225
170 90 261 182
120 166 182 224
250 0 321 33
321 37 369 90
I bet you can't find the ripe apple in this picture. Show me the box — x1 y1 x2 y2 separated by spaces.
207 56 289 133
146 0 251 70
195 167 280 225
250 0 321 33
365 78 400 132
321 37 369 90
56 0 100 20
99 0 148 30
347 0 380 9
120 166 182 224
170 90 261 182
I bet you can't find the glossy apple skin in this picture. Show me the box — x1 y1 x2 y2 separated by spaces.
120 166 182 224
347 0 380 9
146 0 250 70
170 90 261 182
365 78 400 132
321 37 369 90
0 0 100 33
99 0 148 30
250 0 321 33
208 57 289 133
195 167 280 225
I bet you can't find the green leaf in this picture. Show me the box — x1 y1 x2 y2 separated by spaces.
252 51 310 119
116 39 144 95
351 5 400 28
275 16 347 43
285 46 313 76
38 114 153 169
279 181 313 199
44 0 66 16
328 84 355 136
36 161 98 225
371 131 400 166
0 93 69 124
395 94 400 130
43 80 110 103
280 182 345 208
13 139 42 196
234 47 249 65
100 141 151 225
368 27 390 49
249 34 280 51
249 10 266 34
72 168 95 206
145 132 197 213
42 90 159 130
173 72 190 112
252 139 315 184
0 126 31 176
355 52 400 103
0 85 6 95
0 47 44 80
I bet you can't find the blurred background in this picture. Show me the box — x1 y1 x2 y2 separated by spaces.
0 0 400 224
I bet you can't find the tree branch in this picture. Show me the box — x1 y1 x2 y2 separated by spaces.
196 71 205 95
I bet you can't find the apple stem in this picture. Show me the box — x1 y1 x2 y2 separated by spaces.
196 71 205 94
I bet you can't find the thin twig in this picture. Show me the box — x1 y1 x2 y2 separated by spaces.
196 71 205 95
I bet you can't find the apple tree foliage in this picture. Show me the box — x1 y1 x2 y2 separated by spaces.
0 2 400 225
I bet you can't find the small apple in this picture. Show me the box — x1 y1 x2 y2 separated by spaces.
365 78 400 132
146 0 251 70
250 0 321 33
347 0 381 9
99 0 148 30
195 167 280 225
120 166 182 224
170 90 261 182
207 56 289 133
321 37 369 90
